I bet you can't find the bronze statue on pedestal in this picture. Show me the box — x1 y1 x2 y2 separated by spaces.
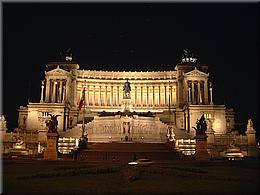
46 114 61 133
193 114 207 133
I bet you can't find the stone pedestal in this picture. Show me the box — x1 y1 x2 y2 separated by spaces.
44 132 59 160
206 130 215 145
247 133 256 146
122 99 132 112
246 119 256 146
195 133 209 161
205 119 214 144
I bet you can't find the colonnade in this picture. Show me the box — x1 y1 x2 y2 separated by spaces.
41 79 67 103
187 80 213 105
79 83 177 108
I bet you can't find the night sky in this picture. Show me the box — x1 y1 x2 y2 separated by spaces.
3 3 259 135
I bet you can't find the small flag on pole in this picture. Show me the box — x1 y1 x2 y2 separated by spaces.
79 87 85 110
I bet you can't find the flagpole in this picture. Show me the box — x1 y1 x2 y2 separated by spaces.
82 84 86 138
168 81 174 142
82 96 85 138
81 80 88 149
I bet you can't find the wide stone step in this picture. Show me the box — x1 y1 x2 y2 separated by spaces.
87 143 170 152
77 150 176 162
75 142 177 162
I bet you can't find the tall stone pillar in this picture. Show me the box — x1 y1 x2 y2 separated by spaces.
146 86 149 107
209 82 213 105
170 85 172 107
62 85 66 103
93 85 96 106
116 86 119 107
135 86 137 107
40 80 45 103
188 85 191 103
110 86 113 107
52 80 57 103
191 81 195 105
98 85 101 106
158 85 161 107
45 79 50 102
198 81 202 104
105 86 107 106
65 80 70 103
164 85 167 106
72 77 77 107
185 111 188 130
204 80 208 104
152 86 155 108
172 86 175 106
59 80 62 103
141 86 143 108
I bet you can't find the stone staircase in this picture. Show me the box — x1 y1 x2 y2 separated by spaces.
76 142 176 162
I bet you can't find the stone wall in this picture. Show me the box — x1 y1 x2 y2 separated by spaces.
81 115 168 143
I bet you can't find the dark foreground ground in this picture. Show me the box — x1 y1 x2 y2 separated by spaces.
2 158 260 195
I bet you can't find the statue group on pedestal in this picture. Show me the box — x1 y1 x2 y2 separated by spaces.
193 114 207 133
46 114 60 133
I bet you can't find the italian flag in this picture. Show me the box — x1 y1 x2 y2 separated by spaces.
79 87 85 110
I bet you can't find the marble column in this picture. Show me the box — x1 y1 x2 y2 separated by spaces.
185 111 188 130
65 80 69 102
52 80 57 103
40 80 45 103
98 85 101 106
204 80 208 104
116 85 119 107
146 86 149 107
59 80 62 103
172 85 176 106
141 86 143 108
135 86 137 107
198 81 202 104
45 79 50 102
188 85 191 103
158 85 161 107
49 80 53 102
164 85 167 106
105 86 107 106
72 78 77 106
209 82 213 105
170 85 172 107
110 85 113 107
191 81 195 105
93 85 96 106
62 85 66 103
152 86 155 108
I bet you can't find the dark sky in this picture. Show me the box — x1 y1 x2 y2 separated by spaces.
3 3 259 135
